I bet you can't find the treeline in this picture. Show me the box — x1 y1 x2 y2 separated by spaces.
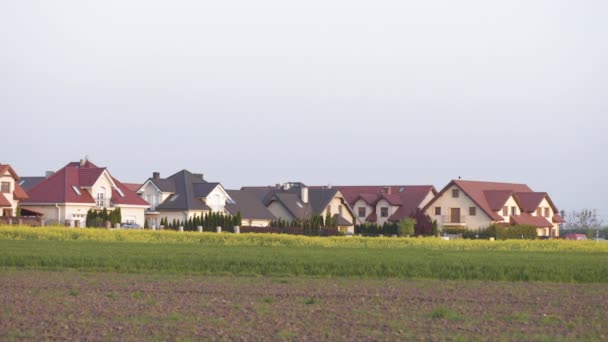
269 213 340 236
355 210 438 237
444 224 539 240
160 212 242 232
86 208 122 227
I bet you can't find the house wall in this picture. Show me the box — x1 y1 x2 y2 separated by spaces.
375 199 399 226
419 190 436 211
0 170 19 215
242 219 272 227
321 196 355 231
91 172 115 207
138 182 167 210
497 196 520 223
205 186 231 213
118 207 146 226
20 205 63 224
353 199 373 224
425 185 493 230
267 201 295 223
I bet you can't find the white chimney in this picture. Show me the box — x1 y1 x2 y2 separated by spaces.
301 187 309 204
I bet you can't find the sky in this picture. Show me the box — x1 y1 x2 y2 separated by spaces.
1 1 607 221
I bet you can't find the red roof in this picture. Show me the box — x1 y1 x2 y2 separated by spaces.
511 213 553 228
0 164 19 180
335 185 437 222
365 211 377 222
123 183 142 193
0 193 11 207
22 161 148 206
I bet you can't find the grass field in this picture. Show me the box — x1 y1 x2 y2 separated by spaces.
0 238 607 282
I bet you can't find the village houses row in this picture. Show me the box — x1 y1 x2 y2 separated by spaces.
0 159 564 237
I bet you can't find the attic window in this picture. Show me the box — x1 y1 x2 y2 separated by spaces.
116 187 125 198
227 198 236 205
399 187 405 192
18 180 25 186
72 186 82 196
296 201 303 208
170 194 179 202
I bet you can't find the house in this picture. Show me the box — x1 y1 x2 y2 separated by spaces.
137 170 233 228
225 190 276 227
0 164 29 217
423 180 564 237
334 185 437 226
241 182 357 233
20 160 149 226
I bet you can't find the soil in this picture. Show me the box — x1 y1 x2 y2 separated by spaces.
0 270 606 341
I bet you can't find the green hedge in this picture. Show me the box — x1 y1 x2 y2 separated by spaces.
461 225 538 240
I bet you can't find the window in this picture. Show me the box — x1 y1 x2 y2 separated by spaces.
435 207 441 216
544 208 550 217
381 207 389 217
116 187 125 198
469 207 476 216
537 208 542 216
96 193 105 207
452 189 459 198
1 182 10 193
72 186 81 196
358 207 366 218
511 206 517 216
503 206 508 216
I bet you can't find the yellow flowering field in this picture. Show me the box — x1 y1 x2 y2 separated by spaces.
1 225 607 252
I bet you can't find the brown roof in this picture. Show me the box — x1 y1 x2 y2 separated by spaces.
511 213 554 228
122 183 142 193
0 164 29 201
0 193 11 207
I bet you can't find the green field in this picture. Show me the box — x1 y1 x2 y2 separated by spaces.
1 239 607 282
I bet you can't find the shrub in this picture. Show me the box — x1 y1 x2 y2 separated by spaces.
442 227 467 235
397 218 416 237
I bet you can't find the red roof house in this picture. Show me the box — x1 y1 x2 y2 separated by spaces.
21 160 149 226
0 164 29 217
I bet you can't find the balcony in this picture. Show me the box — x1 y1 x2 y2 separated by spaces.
441 215 467 226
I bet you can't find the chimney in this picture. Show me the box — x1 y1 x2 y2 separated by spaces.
301 186 309 204
275 183 281 189
152 172 160 179
384 186 392 195
79 159 85 167
45 171 54 178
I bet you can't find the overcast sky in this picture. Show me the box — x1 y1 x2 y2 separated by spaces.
1 1 607 220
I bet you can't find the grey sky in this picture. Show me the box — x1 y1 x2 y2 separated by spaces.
1 1 607 220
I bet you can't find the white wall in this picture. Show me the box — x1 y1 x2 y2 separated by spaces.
90 172 115 208
267 201 295 223
353 199 373 224
375 199 398 226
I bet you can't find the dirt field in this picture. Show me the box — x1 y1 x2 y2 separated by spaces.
0 271 606 341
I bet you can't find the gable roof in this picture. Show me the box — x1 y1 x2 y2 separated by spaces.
225 190 276 221
514 192 552 213
22 161 147 206
423 180 533 221
0 164 29 201
122 183 142 193
483 190 514 211
335 185 437 222
151 170 218 211
241 184 346 220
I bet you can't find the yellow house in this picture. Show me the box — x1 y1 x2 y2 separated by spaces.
423 180 564 237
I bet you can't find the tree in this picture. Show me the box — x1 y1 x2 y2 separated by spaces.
397 218 416 237
566 209 603 230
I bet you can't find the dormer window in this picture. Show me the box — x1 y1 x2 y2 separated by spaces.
1 182 10 193
116 187 125 198
170 194 179 202
72 186 82 196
